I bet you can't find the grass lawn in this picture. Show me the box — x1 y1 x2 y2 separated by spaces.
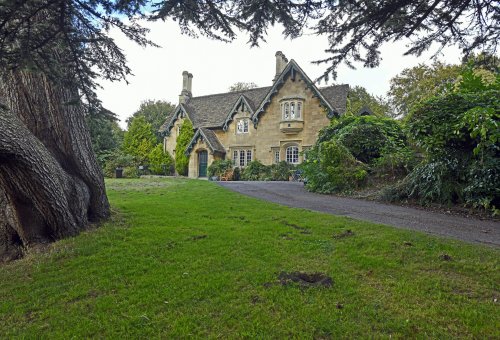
0 178 499 338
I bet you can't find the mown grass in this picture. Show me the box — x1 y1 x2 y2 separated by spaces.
0 178 498 338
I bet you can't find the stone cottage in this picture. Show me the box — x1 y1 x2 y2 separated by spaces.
159 52 348 178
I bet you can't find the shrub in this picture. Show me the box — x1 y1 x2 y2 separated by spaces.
103 150 137 177
148 144 173 175
384 155 466 205
232 166 241 181
396 75 499 211
241 160 270 180
123 166 139 178
301 140 367 193
208 159 234 178
318 115 411 167
174 120 194 176
268 161 295 181
463 156 500 212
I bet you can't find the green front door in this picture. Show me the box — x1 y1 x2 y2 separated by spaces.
198 151 208 177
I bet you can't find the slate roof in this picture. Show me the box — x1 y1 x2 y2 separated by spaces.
319 84 349 115
158 61 349 135
184 86 271 128
185 127 226 156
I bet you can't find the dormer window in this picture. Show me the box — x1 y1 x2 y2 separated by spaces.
237 118 249 134
280 97 304 121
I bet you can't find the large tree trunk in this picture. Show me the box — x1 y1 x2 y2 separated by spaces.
0 70 110 262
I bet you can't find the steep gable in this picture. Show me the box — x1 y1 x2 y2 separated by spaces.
251 59 345 125
185 128 225 156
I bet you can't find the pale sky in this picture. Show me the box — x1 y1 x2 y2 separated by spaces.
96 19 463 129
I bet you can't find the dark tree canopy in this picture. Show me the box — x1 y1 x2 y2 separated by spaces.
152 0 499 80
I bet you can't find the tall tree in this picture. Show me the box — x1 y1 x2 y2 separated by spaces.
126 100 175 142
388 62 462 117
153 1 499 80
346 86 392 117
123 116 157 163
0 0 152 261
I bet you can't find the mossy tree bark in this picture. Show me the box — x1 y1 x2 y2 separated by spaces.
0 70 109 262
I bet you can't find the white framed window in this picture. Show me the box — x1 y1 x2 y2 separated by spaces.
281 99 304 120
246 150 252 164
274 150 280 164
286 146 299 164
239 150 246 166
237 119 249 134
233 149 253 167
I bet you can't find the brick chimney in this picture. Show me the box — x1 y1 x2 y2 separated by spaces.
274 51 288 81
179 71 193 104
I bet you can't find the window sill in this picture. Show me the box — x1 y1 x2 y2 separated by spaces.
280 120 304 134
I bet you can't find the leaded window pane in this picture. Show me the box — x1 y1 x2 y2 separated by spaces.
239 150 246 166
246 150 252 164
286 146 299 164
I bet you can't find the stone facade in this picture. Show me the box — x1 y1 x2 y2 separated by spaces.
159 52 349 178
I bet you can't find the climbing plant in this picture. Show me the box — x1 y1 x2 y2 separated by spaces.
175 120 194 176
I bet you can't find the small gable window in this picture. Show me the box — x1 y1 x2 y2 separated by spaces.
281 98 304 121
286 146 299 164
237 119 249 134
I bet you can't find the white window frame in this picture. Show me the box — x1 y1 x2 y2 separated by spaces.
281 99 304 121
239 150 246 167
286 146 299 164
246 150 252 164
274 150 280 164
236 118 249 134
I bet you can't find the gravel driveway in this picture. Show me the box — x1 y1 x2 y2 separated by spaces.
217 181 500 247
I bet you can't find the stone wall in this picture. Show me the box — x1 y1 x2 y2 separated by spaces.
163 117 186 158
215 73 329 168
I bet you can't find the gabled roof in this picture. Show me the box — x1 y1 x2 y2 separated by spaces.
251 59 348 125
159 59 349 134
358 106 374 116
185 128 226 156
158 104 191 136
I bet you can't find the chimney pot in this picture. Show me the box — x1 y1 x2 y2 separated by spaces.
179 71 192 104
274 51 288 81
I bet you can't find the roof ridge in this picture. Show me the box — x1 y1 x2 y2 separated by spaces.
189 86 272 100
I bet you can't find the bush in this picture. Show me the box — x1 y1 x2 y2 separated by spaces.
148 144 173 175
123 166 139 178
268 161 295 181
208 159 234 178
103 150 137 177
301 140 367 193
463 156 500 212
241 160 270 180
175 120 194 176
383 155 466 205
395 76 500 211
232 166 241 181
